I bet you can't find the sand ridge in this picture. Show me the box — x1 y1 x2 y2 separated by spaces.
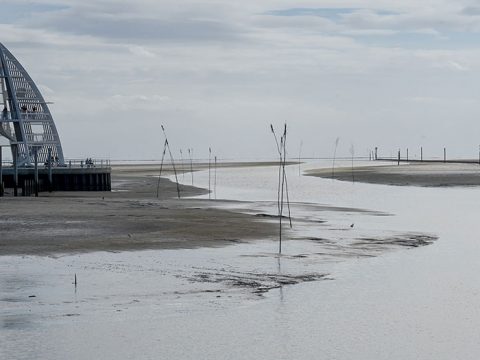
306 162 480 187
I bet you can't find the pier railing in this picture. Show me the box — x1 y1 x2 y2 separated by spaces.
0 158 111 169
63 159 111 169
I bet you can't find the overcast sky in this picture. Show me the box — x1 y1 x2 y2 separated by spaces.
2 0 480 160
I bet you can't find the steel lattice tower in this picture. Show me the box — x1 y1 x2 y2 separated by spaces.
0 42 64 166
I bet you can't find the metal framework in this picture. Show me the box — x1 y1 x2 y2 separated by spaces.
0 42 64 166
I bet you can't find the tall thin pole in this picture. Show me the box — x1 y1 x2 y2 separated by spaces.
281 127 292 229
161 125 180 199
278 125 288 254
165 140 181 199
188 148 194 186
421 147 423 161
270 124 293 254
270 125 282 214
350 144 355 183
332 137 340 179
444 147 446 163
156 139 168 198
214 155 217 200
180 149 184 180
208 147 211 200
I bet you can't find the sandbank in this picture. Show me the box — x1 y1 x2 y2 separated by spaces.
306 162 480 187
0 164 278 255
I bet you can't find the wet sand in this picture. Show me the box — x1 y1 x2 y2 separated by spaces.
306 162 480 187
0 161 440 257
0 164 278 255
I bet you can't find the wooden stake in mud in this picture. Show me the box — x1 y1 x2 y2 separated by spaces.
158 125 181 199
444 147 446 163
180 149 184 180
208 147 212 200
156 139 168 198
350 144 355 183
332 137 340 178
271 125 282 214
421 147 423 161
406 148 409 161
270 124 293 254
278 124 293 253
397 149 400 165
214 155 217 200
188 148 194 185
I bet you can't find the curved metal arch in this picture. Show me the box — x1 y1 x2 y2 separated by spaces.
0 42 64 166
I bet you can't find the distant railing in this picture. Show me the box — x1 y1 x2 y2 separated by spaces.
63 159 112 169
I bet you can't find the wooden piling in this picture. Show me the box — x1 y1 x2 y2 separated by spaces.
47 148 53 192
34 147 38 197
0 146 3 197
13 144 18 196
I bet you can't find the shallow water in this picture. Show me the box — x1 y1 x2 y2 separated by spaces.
3 160 480 359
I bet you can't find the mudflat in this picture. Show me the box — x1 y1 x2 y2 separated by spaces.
0 164 277 255
306 162 480 187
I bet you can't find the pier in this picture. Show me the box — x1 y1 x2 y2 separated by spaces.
0 159 111 196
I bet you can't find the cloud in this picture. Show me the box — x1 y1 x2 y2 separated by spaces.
128 45 156 58
19 1 246 44
106 94 170 111
461 6 480 16
261 4 480 39
445 60 469 71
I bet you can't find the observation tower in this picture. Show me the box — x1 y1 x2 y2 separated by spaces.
0 43 110 195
